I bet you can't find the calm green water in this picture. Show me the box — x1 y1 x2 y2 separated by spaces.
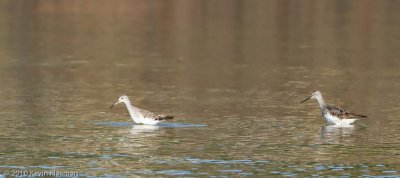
1 1 400 177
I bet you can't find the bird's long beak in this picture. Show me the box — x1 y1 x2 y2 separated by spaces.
300 96 311 103
109 102 118 109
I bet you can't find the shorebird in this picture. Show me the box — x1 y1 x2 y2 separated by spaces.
109 95 173 125
300 91 367 125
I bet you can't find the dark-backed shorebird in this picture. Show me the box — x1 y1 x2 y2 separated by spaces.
109 95 174 125
300 91 367 125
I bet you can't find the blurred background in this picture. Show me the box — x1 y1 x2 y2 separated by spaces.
1 0 400 177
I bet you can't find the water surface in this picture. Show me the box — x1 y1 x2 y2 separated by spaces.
1 1 400 177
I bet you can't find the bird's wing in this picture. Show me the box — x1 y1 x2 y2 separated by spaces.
136 107 174 121
325 105 367 119
135 107 158 118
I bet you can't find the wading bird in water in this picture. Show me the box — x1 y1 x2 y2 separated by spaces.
300 91 367 125
109 95 174 125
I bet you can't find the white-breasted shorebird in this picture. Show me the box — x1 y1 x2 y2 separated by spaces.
109 95 173 125
300 91 367 125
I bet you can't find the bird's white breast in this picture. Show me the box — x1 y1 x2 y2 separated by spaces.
140 117 160 125
323 113 357 126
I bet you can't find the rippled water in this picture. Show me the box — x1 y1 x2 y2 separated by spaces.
1 0 400 177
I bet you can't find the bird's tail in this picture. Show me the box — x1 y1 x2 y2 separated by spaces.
157 115 174 121
359 114 367 118
354 114 367 118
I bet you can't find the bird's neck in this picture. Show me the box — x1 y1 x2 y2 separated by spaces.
316 96 326 109
123 101 142 122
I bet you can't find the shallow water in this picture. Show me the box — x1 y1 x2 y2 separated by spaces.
1 0 400 177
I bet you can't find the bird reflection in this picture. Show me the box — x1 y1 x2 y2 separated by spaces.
320 125 355 143
130 124 161 135
115 125 162 149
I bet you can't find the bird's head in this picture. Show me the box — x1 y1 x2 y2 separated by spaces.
109 95 130 109
300 90 322 103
